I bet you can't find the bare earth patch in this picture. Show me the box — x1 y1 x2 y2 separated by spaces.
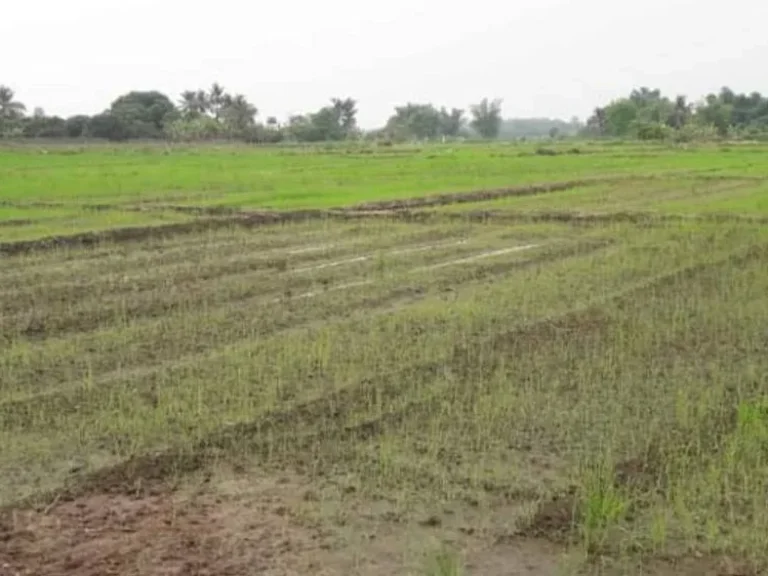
1 476 333 576
0 468 570 576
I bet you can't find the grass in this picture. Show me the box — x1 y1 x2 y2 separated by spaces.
2 141 768 243
1 141 768 575
438 176 768 217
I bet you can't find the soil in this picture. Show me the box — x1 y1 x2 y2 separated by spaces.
0 472 565 576
522 495 579 542
0 481 334 576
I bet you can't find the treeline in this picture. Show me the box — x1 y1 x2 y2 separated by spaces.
584 87 768 141
3 83 767 143
0 83 504 143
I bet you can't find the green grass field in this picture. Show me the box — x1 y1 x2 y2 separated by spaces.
1 142 767 575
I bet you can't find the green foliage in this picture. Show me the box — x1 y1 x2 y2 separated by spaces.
5 78 768 145
439 107 465 137
424 547 464 576
579 457 629 551
164 116 224 142
732 399 768 459
65 115 91 138
88 112 131 141
469 98 503 139
383 104 465 141
286 98 358 142
21 115 67 138
586 85 768 141
0 85 26 136
0 85 26 121
672 123 720 143
385 103 442 140
109 90 178 139
634 121 670 141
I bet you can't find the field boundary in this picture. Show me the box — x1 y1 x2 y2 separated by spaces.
3 170 767 256
5 207 767 256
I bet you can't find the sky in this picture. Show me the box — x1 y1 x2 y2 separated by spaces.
3 0 768 128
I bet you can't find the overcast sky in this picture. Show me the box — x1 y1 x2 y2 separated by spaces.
3 0 767 127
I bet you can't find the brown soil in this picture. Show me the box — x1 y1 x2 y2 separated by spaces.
350 178 609 211
522 495 579 542
1 476 757 576
613 455 660 492
433 209 768 227
0 477 338 576
0 474 572 576
642 555 761 576
0 212 333 257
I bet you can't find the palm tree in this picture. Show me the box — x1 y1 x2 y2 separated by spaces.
0 86 26 120
178 90 208 119
209 83 227 120
586 107 607 136
221 94 257 131
670 95 692 129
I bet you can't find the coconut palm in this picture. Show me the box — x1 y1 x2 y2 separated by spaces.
221 94 257 132
669 95 692 129
178 90 208 119
0 86 26 120
209 83 227 120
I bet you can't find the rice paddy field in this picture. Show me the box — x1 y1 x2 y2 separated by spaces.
1 141 768 575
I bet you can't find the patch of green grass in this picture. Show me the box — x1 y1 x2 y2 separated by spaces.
440 177 768 217
2 143 768 210
0 207 194 242
424 547 464 576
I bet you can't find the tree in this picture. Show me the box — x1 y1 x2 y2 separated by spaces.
220 94 258 135
308 105 344 141
585 107 607 136
386 103 442 140
668 95 692 129
0 86 26 121
109 91 178 138
286 98 358 142
22 114 67 138
469 98 503 139
696 97 732 136
179 90 209 119
89 112 131 141
439 107 465 137
331 98 358 134
604 100 638 136
0 86 26 136
208 83 228 120
65 115 91 138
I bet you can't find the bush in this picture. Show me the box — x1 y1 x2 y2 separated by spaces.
634 122 670 141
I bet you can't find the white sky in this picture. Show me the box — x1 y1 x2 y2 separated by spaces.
3 0 767 127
